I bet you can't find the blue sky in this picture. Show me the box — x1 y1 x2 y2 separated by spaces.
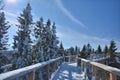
3 0 120 51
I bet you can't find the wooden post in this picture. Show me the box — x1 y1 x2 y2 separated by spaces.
110 73 116 80
55 61 58 70
75 55 77 62
92 65 94 76
84 62 87 80
46 64 49 80
64 56 65 62
93 66 97 79
54 62 56 72
29 62 35 80
62 57 64 62
96 67 101 80
60 59 62 65
69 56 70 62
29 70 35 80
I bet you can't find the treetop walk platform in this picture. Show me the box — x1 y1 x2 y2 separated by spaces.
0 55 120 80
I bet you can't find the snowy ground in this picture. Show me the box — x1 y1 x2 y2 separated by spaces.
51 62 85 80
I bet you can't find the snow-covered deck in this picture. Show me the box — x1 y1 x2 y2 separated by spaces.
52 62 84 80
0 56 119 80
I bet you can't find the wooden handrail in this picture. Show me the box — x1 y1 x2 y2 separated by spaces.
77 57 120 77
0 57 63 80
90 61 120 76
77 57 120 80
0 55 119 80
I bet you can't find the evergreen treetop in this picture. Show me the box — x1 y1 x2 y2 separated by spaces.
104 45 108 56
97 45 102 53
108 40 117 63
0 12 10 50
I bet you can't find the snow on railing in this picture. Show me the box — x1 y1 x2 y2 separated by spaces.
77 57 120 80
92 56 110 62
1 64 12 69
0 57 63 80
1 64 12 73
0 55 119 80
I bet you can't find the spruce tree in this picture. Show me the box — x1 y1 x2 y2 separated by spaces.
42 19 51 61
69 47 75 55
104 45 108 57
51 22 59 58
108 40 117 63
12 35 18 49
75 46 80 54
15 3 33 68
80 45 87 58
0 0 10 73
58 42 64 56
0 54 10 73
33 17 44 62
86 43 92 55
97 45 102 53
0 12 10 50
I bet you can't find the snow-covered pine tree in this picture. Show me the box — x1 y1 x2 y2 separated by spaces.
33 17 44 63
75 46 78 54
108 40 117 63
104 45 108 57
97 45 102 53
50 22 59 58
0 0 11 73
15 3 33 69
75 46 80 55
0 12 10 50
86 43 92 55
12 35 18 50
42 19 51 61
58 42 64 57
0 53 10 73
80 45 87 59
69 47 75 55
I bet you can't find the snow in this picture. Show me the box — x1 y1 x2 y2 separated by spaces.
52 62 85 80
92 56 110 62
1 64 12 69
1 64 12 73
0 57 63 80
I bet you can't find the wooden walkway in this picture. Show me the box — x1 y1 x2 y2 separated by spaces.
0 56 119 80
52 62 85 80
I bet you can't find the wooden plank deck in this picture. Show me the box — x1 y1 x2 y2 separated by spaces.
52 62 85 80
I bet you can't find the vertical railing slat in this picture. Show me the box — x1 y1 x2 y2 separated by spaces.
29 70 35 80
110 73 116 80
46 64 49 80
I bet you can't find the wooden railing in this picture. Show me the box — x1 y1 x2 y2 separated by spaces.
0 55 119 80
63 55 120 80
78 58 120 80
0 57 64 80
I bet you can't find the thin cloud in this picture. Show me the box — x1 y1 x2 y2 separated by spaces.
2 10 18 18
1 10 19 25
57 25 109 43
57 24 120 51
55 0 87 28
